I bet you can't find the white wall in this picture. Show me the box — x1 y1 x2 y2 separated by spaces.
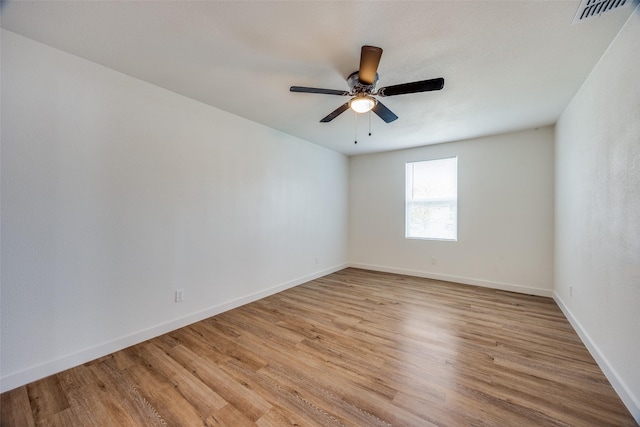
554 10 640 421
349 127 555 296
0 30 349 392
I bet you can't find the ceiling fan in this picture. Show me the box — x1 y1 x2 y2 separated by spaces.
290 45 444 123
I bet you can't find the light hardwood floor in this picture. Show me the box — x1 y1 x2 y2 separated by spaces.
1 268 636 426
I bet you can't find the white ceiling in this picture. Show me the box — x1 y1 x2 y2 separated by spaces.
1 1 635 155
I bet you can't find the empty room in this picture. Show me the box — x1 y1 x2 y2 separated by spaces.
1 1 639 425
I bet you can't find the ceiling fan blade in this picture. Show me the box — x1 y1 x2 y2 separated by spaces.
377 77 444 97
290 86 349 96
358 46 383 85
320 103 350 123
372 100 398 123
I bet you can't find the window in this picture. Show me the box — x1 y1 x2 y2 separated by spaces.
405 157 457 240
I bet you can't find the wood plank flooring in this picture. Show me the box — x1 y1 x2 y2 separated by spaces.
1 268 636 426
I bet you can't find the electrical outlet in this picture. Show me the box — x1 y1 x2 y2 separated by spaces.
175 289 184 302
431 257 437 265
569 286 573 297
314 257 318 264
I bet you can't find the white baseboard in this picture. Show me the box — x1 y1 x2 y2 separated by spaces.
0 264 348 393
553 293 640 424
348 262 554 297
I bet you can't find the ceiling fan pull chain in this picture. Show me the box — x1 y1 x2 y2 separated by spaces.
354 111 358 144
369 110 372 136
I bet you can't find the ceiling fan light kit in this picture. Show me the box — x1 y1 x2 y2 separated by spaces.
349 95 377 113
290 45 444 126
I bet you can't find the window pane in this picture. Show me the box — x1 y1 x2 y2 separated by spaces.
406 157 457 240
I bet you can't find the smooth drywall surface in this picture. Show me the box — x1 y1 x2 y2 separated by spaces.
555 11 640 421
1 30 348 391
349 127 554 296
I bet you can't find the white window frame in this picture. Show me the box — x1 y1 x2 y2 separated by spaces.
405 157 458 241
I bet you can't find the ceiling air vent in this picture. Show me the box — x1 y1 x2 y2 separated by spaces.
572 0 631 23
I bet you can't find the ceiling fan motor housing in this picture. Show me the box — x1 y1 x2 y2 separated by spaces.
348 71 378 95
